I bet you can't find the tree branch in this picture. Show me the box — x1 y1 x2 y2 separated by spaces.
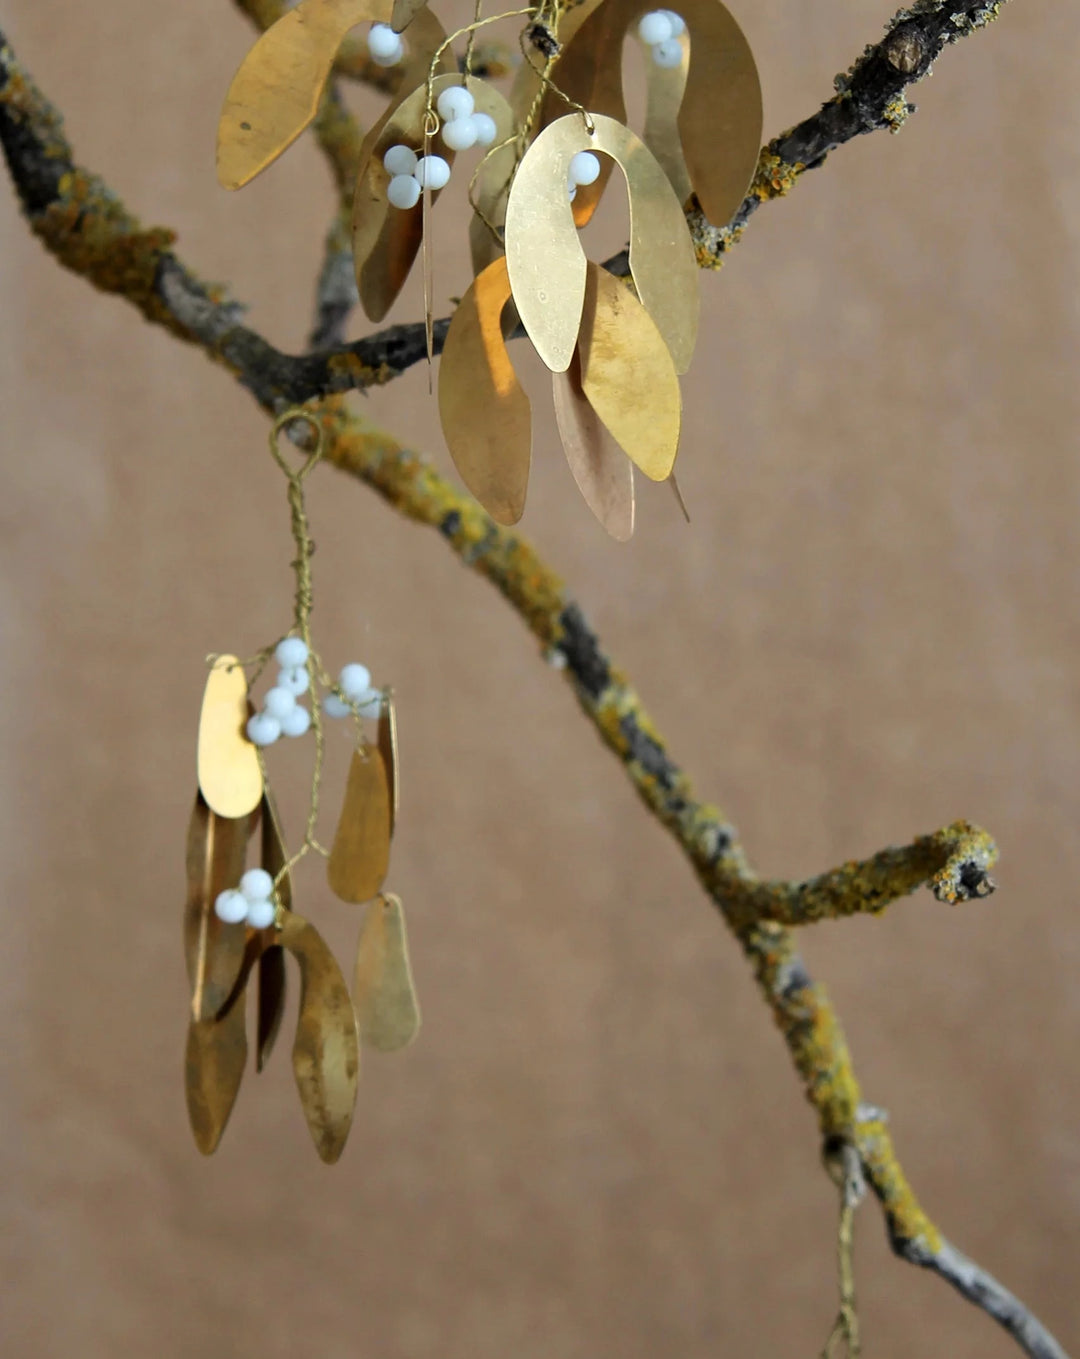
2 13 1067 1359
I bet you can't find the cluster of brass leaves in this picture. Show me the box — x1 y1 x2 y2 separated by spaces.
217 0 762 536
186 655 418 1164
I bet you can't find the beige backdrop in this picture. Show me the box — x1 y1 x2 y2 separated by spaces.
1 1 1077 1356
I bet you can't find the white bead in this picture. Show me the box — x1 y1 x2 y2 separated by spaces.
280 704 311 738
214 888 248 924
652 37 684 68
471 112 498 148
246 898 277 930
246 712 281 746
338 663 372 699
436 86 475 122
323 693 352 719
383 143 417 177
660 10 686 36
263 686 296 720
240 867 274 901
441 115 478 152
274 636 308 669
367 24 401 60
371 38 404 67
277 665 309 696
355 690 383 720
414 155 451 191
567 184 577 201
638 11 674 44
387 174 421 209
568 151 600 186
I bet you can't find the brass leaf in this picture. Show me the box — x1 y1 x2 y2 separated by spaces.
552 352 635 540
256 946 287 1074
217 0 394 191
354 894 421 1052
196 656 263 819
377 690 400 838
578 263 681 482
438 257 532 525
185 1000 247 1156
184 792 258 1022
391 0 429 28
280 913 360 1164
327 746 392 904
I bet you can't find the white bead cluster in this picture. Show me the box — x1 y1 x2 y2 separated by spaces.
383 87 497 210
215 868 277 930
246 637 312 747
367 23 404 68
566 149 600 202
638 10 686 67
323 662 383 721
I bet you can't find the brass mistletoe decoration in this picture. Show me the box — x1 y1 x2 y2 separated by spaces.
217 0 763 537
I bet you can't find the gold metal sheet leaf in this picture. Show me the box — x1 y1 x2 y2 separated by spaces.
217 0 393 190
354 893 421 1052
279 912 360 1164
552 353 635 540
261 792 293 914
391 0 429 27
377 691 400 838
184 792 257 1022
578 263 681 482
438 257 532 525
464 88 528 278
257 945 287 1074
643 36 692 206
327 746 392 904
185 1000 247 1156
197 657 263 820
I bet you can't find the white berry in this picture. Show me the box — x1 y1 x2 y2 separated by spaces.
354 690 383 720
338 663 372 699
414 154 451 191
441 115 478 152
367 24 402 64
383 143 418 177
436 86 475 122
214 889 248 924
246 898 277 930
568 184 577 201
568 151 600 187
652 37 684 68
323 693 352 719
247 712 281 746
263 686 296 720
280 704 311 738
471 112 498 148
277 665 309 696
240 867 273 901
660 10 686 36
387 174 421 209
638 11 674 44
274 636 308 669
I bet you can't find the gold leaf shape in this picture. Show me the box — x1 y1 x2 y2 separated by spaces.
377 690 400 838
552 352 635 540
643 35 692 207
354 894 421 1051
391 0 429 30
578 263 681 481
185 999 247 1156
184 792 258 1022
257 946 287 1074
197 657 263 820
327 746 392 903
217 0 393 191
279 912 360 1164
438 257 532 525
261 791 293 914
505 114 698 374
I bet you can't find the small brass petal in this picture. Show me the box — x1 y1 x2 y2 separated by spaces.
279 912 360 1164
464 89 528 277
643 36 692 206
354 893 421 1052
185 999 247 1156
261 791 292 914
438 257 532 525
197 656 263 820
391 0 428 28
377 691 400 838
578 263 681 482
184 792 258 1022
257 945 287 1074
327 746 392 904
552 353 635 541
217 0 393 191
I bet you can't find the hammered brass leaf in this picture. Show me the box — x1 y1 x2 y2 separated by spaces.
256 794 291 1071
197 657 263 819
643 35 692 207
327 746 392 903
354 893 421 1051
185 999 247 1156
184 792 258 1022
377 691 400 838
279 912 360 1164
391 0 429 27
505 114 698 374
552 352 635 540
578 263 681 481
438 257 532 525
217 0 393 190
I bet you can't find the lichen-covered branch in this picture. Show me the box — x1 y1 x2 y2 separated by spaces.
1 16 1067 1359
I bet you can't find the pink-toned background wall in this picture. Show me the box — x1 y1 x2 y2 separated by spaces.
2 1 1077 1355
